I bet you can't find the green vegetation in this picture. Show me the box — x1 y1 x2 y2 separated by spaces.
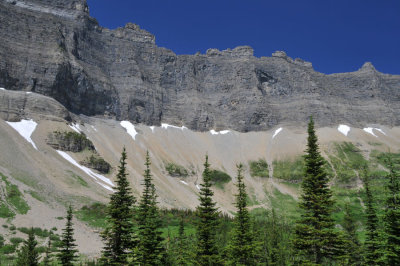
329 142 367 183
67 171 89 188
273 157 304 181
0 172 30 218
49 130 95 152
18 227 52 238
165 162 189 177
209 169 231 188
76 203 108 229
293 117 345 264
249 158 269 177
81 155 111 174
9 237 24 245
27 190 46 202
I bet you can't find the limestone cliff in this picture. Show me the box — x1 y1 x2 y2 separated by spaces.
0 0 399 131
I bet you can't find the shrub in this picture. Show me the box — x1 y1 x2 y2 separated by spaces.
165 163 188 177
210 169 231 185
81 155 111 174
249 159 269 178
9 237 24 245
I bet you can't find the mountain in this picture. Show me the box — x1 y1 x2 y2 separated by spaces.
1 0 400 132
0 0 400 259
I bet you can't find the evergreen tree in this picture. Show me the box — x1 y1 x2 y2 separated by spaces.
101 147 137 265
362 168 384 265
136 151 165 265
58 205 78 266
342 203 361 265
227 163 256 265
175 218 191 265
384 156 400 265
293 117 344 264
43 238 52 266
16 228 39 266
195 155 220 265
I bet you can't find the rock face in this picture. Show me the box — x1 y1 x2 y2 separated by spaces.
0 0 399 131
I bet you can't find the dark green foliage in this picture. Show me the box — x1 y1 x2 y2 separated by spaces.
101 148 136 265
81 154 111 174
227 164 256 265
328 142 367 183
293 117 344 264
43 238 52 266
0 235 4 248
383 156 400 265
165 162 189 177
168 218 193 265
136 151 166 265
48 131 95 152
249 159 269 178
9 237 24 245
0 173 29 218
18 227 51 238
195 155 221 265
209 169 231 186
76 203 108 228
362 169 384 265
16 229 39 266
272 157 305 181
342 203 361 265
58 205 78 266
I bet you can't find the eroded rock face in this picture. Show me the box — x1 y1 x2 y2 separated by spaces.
0 90 70 121
1 0 399 131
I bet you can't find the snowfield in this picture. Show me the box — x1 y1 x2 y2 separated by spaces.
120 121 138 140
161 123 187 130
272 127 283 139
363 127 386 137
56 150 114 189
210 129 230 135
69 123 82 133
338 125 350 136
6 119 38 150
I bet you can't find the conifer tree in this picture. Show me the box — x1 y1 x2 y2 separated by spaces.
136 151 165 265
227 163 256 265
101 147 136 265
58 205 78 266
195 155 220 265
174 218 191 265
342 203 361 265
362 169 384 265
293 117 344 264
16 228 39 266
384 156 400 265
43 238 52 266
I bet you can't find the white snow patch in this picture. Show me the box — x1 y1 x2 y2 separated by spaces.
120 121 138 140
96 182 114 192
161 123 187 130
26 92 32 94
338 125 350 136
363 127 378 137
196 184 201 190
210 129 231 135
150 126 155 133
180 180 188 185
69 123 82 133
363 127 387 137
90 125 97 132
56 150 114 187
0 87 5 90
272 127 283 139
375 128 387 135
6 119 38 150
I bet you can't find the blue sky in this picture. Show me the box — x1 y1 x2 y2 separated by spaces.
87 0 399 74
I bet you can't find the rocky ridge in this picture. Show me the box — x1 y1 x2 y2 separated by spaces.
0 0 399 131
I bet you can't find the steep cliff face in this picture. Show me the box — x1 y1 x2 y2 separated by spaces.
0 0 399 131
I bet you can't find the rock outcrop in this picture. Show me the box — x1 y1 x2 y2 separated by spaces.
0 0 399 131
